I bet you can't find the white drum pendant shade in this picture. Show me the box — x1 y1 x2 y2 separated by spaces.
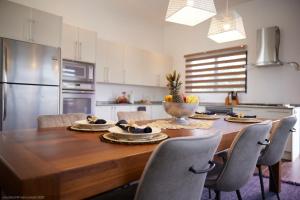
165 0 216 26
208 11 246 43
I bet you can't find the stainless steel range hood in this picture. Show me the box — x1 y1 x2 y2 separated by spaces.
256 26 283 66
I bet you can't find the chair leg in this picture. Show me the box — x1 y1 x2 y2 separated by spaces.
208 188 212 199
269 166 281 200
215 190 221 200
236 190 242 200
258 165 266 200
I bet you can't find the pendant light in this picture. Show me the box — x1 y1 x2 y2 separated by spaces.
165 0 216 26
207 0 246 43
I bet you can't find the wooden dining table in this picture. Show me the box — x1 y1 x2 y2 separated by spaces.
0 118 281 200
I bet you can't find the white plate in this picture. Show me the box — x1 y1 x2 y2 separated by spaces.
108 126 161 140
73 120 115 130
69 126 109 132
190 114 221 120
225 117 262 123
102 132 168 144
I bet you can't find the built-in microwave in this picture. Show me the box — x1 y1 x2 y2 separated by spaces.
62 60 94 82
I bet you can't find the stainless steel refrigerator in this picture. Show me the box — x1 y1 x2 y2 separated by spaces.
0 38 60 131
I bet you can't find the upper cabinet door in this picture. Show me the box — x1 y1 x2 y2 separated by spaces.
78 28 97 63
105 40 125 84
0 0 30 41
124 46 145 85
62 24 78 60
31 9 62 47
95 39 107 82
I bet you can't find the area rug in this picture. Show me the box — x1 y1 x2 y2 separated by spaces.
201 176 300 200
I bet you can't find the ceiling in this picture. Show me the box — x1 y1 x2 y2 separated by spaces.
108 0 254 25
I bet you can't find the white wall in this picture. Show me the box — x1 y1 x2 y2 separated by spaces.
96 83 167 102
164 0 300 104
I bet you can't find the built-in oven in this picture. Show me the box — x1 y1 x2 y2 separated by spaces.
62 90 95 114
62 60 94 83
62 60 95 115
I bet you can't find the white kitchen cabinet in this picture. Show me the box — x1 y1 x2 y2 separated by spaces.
124 46 145 85
96 39 171 87
30 9 62 47
0 0 29 41
96 39 125 84
62 24 78 60
233 106 299 161
78 28 97 63
62 24 97 63
0 0 62 47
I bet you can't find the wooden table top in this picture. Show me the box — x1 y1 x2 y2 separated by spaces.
0 118 255 199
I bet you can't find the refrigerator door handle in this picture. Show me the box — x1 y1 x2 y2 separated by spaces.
3 83 7 121
3 46 8 82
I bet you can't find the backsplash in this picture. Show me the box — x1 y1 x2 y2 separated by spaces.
95 83 167 102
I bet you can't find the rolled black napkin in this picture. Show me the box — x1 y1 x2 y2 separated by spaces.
115 120 152 134
87 115 107 124
196 111 216 115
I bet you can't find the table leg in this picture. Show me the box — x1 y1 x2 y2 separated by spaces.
269 161 281 193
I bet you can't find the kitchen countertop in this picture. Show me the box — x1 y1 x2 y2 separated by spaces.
96 101 299 109
96 101 163 106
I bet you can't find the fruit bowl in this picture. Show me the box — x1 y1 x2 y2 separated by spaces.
163 101 198 125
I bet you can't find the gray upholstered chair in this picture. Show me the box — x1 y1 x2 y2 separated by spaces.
117 111 150 122
257 116 297 200
37 113 86 129
205 121 272 200
92 132 222 200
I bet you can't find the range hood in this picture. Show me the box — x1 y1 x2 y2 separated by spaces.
256 26 283 66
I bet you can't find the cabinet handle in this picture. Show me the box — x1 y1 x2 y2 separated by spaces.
79 42 82 60
105 67 109 82
30 20 35 41
74 41 78 60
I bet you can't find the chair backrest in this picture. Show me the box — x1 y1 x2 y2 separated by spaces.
215 121 272 191
134 132 222 200
37 113 86 129
257 115 297 166
117 111 149 122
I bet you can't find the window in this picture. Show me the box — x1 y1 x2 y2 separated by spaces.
184 45 247 93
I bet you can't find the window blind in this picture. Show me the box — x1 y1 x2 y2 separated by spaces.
184 45 247 93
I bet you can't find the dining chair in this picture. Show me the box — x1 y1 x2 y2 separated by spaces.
205 120 272 200
117 111 150 122
92 132 222 200
257 116 297 200
37 113 86 129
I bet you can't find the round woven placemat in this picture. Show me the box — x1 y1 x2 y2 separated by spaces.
224 117 263 123
100 132 168 145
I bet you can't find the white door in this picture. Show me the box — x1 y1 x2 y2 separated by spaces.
105 41 125 84
62 24 78 60
31 8 62 47
78 28 97 63
96 39 106 82
0 0 30 41
124 46 145 85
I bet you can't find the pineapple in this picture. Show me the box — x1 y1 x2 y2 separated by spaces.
166 71 184 103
